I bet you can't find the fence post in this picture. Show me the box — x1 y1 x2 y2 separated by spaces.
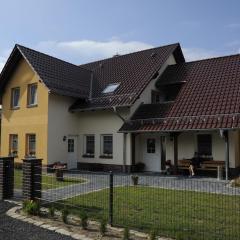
109 171 113 226
0 157 14 200
22 158 42 201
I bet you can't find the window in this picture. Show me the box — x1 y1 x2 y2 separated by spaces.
102 83 120 94
27 84 37 106
11 87 20 108
9 134 18 156
26 134 36 157
85 135 95 155
147 138 155 153
68 139 74 153
197 134 212 156
101 135 113 156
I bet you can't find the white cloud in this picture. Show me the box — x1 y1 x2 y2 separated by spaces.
182 48 218 61
36 40 154 64
0 56 7 72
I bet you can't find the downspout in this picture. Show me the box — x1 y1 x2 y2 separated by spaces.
113 107 128 173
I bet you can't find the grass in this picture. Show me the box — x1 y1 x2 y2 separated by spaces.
53 186 240 240
14 169 85 190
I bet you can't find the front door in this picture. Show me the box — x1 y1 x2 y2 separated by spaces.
67 136 78 169
142 136 161 172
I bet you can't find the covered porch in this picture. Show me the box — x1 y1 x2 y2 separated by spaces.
131 129 240 179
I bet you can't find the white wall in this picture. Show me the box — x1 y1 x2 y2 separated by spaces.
48 94 79 165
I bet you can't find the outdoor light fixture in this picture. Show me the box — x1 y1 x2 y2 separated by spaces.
63 136 67 142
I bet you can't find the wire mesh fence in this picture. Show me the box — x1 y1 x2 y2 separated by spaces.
33 166 240 240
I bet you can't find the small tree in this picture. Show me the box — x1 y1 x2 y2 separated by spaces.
79 210 88 229
149 228 157 240
61 207 69 224
123 226 130 240
49 205 55 218
99 218 107 236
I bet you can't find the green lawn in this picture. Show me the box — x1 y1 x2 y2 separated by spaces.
14 169 85 190
54 186 240 240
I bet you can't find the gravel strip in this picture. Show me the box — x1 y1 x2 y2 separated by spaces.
0 201 74 240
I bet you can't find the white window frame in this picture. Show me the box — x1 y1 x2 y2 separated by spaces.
9 134 18 156
27 83 38 106
11 87 20 109
26 134 36 157
84 135 95 156
101 134 113 156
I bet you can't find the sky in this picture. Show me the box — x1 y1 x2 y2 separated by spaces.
0 0 240 71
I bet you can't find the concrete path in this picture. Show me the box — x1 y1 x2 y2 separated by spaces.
34 173 240 202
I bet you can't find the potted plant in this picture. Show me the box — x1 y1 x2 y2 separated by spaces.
131 175 139 186
53 162 66 181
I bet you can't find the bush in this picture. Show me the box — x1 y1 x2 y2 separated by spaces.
149 228 157 240
99 218 107 236
79 210 88 229
131 175 139 186
135 162 145 172
49 205 55 218
123 226 130 240
61 207 69 223
22 200 40 216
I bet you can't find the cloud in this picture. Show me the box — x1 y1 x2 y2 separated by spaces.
225 23 240 29
182 48 218 61
36 40 154 64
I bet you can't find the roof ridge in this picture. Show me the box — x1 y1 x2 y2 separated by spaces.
185 52 240 65
16 44 92 73
80 42 180 67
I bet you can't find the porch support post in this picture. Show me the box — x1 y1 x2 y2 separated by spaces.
172 132 180 174
123 133 127 173
223 130 230 180
131 133 136 166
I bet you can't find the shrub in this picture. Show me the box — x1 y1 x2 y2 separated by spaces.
79 210 88 229
149 228 157 240
22 200 40 216
61 207 69 223
131 175 139 186
99 218 107 236
122 226 130 240
49 205 55 218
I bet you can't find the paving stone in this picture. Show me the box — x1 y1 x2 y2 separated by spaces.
55 228 72 236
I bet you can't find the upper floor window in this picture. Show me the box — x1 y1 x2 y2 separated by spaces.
102 83 120 94
85 135 95 156
197 134 212 156
101 134 113 156
11 87 20 109
26 134 36 157
27 84 38 106
9 134 18 156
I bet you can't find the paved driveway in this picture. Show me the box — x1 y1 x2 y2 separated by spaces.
38 173 240 202
0 201 74 240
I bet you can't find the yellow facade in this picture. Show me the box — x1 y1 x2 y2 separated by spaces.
1 59 49 165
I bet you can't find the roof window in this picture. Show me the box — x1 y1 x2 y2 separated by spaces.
102 83 120 94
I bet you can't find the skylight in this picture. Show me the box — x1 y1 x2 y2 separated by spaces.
102 83 120 94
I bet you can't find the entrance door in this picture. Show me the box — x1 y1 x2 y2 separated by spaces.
142 136 161 172
67 136 78 169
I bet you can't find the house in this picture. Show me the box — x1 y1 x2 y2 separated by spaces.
0 43 240 178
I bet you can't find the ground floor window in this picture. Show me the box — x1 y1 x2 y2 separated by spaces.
147 138 156 153
85 135 95 156
101 134 113 156
9 134 18 156
197 134 212 156
26 134 36 157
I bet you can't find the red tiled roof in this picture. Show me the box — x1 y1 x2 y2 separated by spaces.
71 43 184 111
120 54 240 132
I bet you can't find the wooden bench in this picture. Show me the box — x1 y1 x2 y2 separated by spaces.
178 159 225 172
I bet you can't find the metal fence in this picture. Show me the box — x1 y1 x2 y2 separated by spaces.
34 166 240 240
